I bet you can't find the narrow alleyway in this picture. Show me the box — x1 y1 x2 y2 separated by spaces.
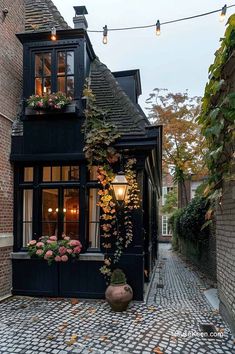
0 244 234 354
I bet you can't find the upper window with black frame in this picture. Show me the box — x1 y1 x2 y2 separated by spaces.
57 51 75 98
35 52 52 95
43 166 79 182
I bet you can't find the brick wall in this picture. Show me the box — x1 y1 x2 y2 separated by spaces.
0 247 12 298
216 176 235 334
0 0 24 297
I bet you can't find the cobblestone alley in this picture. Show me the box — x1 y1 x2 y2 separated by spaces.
0 244 234 354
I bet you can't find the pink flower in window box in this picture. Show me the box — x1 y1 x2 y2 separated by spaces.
55 256 61 262
36 242 44 248
73 246 81 254
49 235 57 241
59 246 67 255
28 240 36 246
44 250 53 259
69 240 81 247
61 255 68 262
36 249 43 256
67 248 73 254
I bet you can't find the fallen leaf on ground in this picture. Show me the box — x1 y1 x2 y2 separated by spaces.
71 298 79 305
153 346 164 354
71 334 78 341
47 335 55 340
99 336 108 341
65 339 76 346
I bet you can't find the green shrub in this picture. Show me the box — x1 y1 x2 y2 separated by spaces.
169 208 184 250
169 196 210 246
110 269 126 285
179 196 209 242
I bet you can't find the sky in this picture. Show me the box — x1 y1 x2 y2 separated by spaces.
53 0 234 111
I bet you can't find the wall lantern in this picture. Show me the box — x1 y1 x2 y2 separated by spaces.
111 172 129 204
51 26 57 41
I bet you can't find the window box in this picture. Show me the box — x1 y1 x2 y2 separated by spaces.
25 103 78 117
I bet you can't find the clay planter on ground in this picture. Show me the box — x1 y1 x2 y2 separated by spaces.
105 283 133 312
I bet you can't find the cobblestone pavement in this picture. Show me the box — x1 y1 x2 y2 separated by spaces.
0 244 234 354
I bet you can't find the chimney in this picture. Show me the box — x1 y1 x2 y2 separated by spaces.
73 6 88 30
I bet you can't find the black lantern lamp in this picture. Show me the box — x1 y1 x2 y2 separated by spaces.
111 171 129 205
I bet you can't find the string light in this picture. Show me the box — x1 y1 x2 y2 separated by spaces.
156 20 161 36
220 4 227 22
51 26 57 41
103 25 108 44
86 4 235 44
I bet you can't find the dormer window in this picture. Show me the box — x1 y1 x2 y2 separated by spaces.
33 50 75 98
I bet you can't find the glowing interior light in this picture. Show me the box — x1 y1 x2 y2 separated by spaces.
51 26 57 41
48 208 52 213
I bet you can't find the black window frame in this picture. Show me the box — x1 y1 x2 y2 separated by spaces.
15 164 102 253
30 45 78 99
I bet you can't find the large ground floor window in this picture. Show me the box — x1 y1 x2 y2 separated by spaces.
16 164 100 251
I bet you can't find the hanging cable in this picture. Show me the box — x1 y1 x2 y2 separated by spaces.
86 4 235 43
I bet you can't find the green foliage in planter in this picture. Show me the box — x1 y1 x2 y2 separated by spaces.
110 269 127 285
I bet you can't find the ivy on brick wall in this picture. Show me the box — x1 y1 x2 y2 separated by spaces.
198 14 235 210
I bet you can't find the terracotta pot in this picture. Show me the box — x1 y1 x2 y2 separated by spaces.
105 283 133 312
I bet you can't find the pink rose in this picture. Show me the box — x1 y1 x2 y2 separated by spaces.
61 255 68 262
59 246 67 255
36 242 44 248
36 249 43 256
47 240 55 244
69 240 81 247
64 236 70 241
55 256 61 262
49 235 57 241
73 246 81 254
44 250 53 258
37 101 43 107
28 240 36 246
67 248 73 254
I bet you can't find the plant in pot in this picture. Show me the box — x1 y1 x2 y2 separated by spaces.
105 269 133 312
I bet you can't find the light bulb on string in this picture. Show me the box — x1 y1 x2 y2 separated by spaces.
103 25 108 44
220 4 227 22
156 20 161 36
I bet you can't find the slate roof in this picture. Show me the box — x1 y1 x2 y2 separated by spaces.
90 59 150 137
25 0 69 32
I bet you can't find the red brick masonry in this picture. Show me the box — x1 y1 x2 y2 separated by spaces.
0 246 12 297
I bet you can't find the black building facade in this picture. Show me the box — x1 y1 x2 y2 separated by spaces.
10 4 162 301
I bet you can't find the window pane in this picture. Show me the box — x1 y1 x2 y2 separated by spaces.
57 51 66 75
89 166 98 181
67 76 74 97
23 190 33 247
35 54 43 77
43 167 51 182
52 166 61 181
61 166 79 181
35 78 42 95
43 78 51 94
63 222 79 240
89 189 100 249
57 76 66 93
64 189 79 222
42 189 58 236
24 167 33 182
70 166 79 181
67 52 74 74
43 53 51 76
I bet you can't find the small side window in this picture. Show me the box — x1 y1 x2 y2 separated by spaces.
24 167 33 182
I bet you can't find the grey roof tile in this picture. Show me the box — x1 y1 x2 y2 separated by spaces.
90 59 149 138
25 0 69 32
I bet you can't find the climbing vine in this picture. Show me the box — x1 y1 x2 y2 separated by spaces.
83 84 141 278
198 14 235 208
